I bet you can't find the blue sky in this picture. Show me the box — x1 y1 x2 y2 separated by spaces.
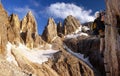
2 0 105 35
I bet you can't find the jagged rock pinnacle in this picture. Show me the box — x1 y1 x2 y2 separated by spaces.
42 18 58 43
63 15 81 35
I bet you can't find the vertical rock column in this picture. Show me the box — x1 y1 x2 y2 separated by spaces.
42 18 58 43
105 0 120 76
0 3 8 54
21 11 38 48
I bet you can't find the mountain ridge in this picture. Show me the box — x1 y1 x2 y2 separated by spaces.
0 2 95 76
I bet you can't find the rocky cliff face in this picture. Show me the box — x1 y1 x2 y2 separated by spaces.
42 18 58 43
105 0 120 76
57 22 63 37
0 3 8 55
9 14 23 44
64 36 106 76
63 15 81 35
21 11 38 48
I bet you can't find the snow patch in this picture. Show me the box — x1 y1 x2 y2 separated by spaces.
65 32 88 39
65 26 89 39
6 42 18 66
82 26 90 31
6 42 58 65
75 26 82 33
63 44 93 68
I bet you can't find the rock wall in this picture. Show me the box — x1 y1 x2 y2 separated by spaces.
63 15 81 35
42 18 58 43
9 14 23 44
105 0 120 76
21 11 39 48
0 3 8 55
57 22 63 37
64 36 106 76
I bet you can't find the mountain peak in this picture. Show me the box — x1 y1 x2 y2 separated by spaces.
27 11 33 16
47 18 55 25
63 15 81 35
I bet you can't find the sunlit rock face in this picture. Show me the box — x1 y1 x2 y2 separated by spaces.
0 3 8 54
20 11 43 48
9 14 24 44
63 15 81 35
105 0 120 76
42 18 58 43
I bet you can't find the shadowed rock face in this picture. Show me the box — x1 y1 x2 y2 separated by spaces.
105 0 120 76
64 36 106 76
0 3 8 54
57 22 64 37
46 49 94 76
63 15 81 35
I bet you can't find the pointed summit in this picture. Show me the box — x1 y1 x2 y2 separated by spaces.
27 11 33 17
63 15 81 35
0 2 8 54
21 11 39 48
42 18 58 43
0 2 8 16
21 11 37 33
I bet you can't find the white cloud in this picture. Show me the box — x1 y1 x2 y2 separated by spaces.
46 2 95 23
13 6 37 20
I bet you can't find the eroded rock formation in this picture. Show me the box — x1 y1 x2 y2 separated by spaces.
0 3 8 55
42 18 58 43
105 0 120 76
20 11 44 48
64 36 106 76
63 15 81 35
57 22 63 37
9 14 23 44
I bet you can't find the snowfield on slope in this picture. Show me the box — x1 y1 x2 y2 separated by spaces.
6 42 58 66
65 26 89 39
63 44 93 68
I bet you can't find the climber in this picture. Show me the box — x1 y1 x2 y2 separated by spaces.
92 11 105 57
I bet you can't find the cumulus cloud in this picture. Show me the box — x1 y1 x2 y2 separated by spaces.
46 2 95 23
13 6 37 20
